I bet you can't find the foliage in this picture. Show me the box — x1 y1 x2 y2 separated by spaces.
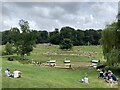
36 31 49 43
19 20 36 59
75 29 85 45
9 20 36 60
106 49 120 67
100 22 120 67
100 22 117 55
84 29 102 45
5 42 14 55
2 26 102 46
19 19 30 33
59 38 73 50
49 28 61 45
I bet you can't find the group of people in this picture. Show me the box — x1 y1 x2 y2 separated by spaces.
5 68 22 78
79 69 118 84
98 69 117 83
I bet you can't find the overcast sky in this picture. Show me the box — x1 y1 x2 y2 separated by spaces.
2 1 119 31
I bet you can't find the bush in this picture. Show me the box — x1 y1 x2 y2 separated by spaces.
8 57 14 61
5 42 14 55
59 38 73 50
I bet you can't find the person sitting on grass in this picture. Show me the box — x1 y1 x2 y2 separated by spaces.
80 76 89 84
5 68 12 77
105 70 118 87
98 69 104 78
111 73 117 82
107 70 112 80
84 76 89 83
103 70 108 79
13 69 22 78
106 70 113 83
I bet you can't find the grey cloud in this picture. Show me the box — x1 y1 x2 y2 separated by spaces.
118 1 120 21
2 2 118 31
0 2 2 30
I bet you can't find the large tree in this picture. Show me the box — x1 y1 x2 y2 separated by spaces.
49 28 60 45
84 29 101 45
75 29 85 45
14 19 36 60
36 30 49 43
100 21 120 67
60 26 75 45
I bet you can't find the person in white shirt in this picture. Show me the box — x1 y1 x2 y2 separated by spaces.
84 76 89 83
13 69 21 78
5 68 11 77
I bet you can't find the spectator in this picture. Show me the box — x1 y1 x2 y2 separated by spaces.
5 68 12 77
84 76 89 83
13 69 22 78
102 70 107 79
111 73 117 81
107 70 112 80
98 70 104 78
106 70 114 84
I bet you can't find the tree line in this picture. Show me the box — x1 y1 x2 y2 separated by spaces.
1 19 120 68
1 19 102 60
1 26 102 46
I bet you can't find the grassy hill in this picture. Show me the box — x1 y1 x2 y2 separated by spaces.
2 45 119 88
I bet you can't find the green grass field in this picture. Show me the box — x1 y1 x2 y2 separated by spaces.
1 45 119 88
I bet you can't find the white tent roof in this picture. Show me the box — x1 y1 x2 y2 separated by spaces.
64 60 70 63
91 60 99 63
